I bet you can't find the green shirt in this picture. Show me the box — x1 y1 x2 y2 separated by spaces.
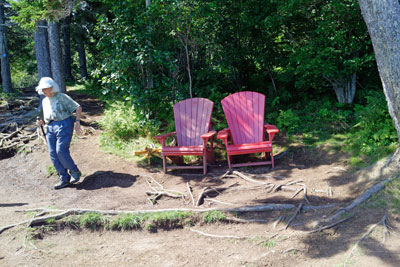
42 93 80 123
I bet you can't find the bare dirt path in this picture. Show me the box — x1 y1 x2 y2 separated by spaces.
1 92 400 266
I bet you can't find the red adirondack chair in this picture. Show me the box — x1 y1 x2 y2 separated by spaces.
154 98 216 175
217 91 279 169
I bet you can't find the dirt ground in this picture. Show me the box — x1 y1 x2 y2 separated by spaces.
1 92 400 267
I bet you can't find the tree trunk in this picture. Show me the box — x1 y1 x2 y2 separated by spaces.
145 0 154 90
0 1 12 93
75 33 88 80
34 20 52 80
358 0 400 141
326 73 357 104
48 21 66 93
62 16 73 82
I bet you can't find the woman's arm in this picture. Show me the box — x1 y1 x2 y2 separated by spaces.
74 106 82 136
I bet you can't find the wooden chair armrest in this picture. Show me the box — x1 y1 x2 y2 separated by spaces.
264 124 279 134
200 131 217 140
154 131 176 146
263 125 279 142
201 131 217 148
217 128 231 146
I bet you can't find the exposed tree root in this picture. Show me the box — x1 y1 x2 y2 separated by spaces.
344 212 389 266
186 182 195 206
327 178 393 223
1 203 336 234
142 175 186 204
285 203 303 230
308 215 354 234
189 228 247 239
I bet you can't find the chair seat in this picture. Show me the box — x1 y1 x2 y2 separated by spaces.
162 145 204 156
227 141 272 155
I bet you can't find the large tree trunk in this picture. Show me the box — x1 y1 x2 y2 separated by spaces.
358 0 400 141
48 21 66 93
358 0 400 176
145 0 153 90
0 1 12 93
62 16 73 82
34 20 52 79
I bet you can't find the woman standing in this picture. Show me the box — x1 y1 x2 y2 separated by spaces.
36 77 82 190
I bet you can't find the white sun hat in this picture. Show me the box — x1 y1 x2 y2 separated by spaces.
36 77 60 95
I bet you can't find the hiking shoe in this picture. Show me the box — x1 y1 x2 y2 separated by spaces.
54 180 70 190
70 169 81 184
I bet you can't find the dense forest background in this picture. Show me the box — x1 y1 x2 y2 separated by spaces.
1 0 397 168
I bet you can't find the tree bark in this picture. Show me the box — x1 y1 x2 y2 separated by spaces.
358 0 400 141
34 21 52 80
62 16 73 82
145 0 154 90
48 21 66 93
325 73 357 104
74 22 89 80
0 1 12 93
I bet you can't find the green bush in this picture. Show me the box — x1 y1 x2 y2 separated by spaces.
276 109 301 135
346 90 397 162
99 101 160 141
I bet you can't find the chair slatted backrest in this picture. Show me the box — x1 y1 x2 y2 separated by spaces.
174 98 214 146
221 91 265 145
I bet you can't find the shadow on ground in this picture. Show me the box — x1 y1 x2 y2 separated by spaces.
74 171 138 190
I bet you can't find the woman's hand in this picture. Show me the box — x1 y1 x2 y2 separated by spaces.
36 119 44 126
75 121 82 136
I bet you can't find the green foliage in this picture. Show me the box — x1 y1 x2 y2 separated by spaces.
345 91 398 166
99 100 160 141
202 210 226 224
276 109 301 135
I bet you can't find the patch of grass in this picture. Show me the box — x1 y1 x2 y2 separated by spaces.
79 212 108 231
108 214 143 230
145 211 193 231
47 165 57 176
202 210 226 224
260 239 276 249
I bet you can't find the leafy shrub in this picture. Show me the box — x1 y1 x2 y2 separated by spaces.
99 101 160 141
276 109 301 135
346 90 397 162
